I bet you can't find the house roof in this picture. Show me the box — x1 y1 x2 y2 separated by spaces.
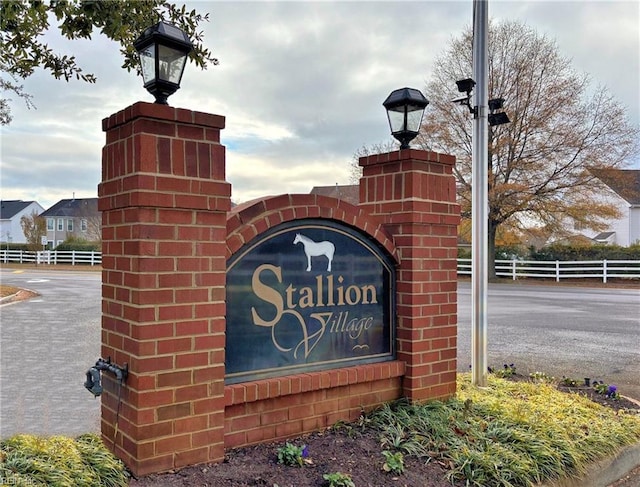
592 231 615 242
0 200 36 219
40 198 99 217
310 184 360 205
592 169 640 205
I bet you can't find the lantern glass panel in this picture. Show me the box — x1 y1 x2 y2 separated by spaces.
158 44 188 84
139 45 156 85
386 108 405 134
406 107 425 132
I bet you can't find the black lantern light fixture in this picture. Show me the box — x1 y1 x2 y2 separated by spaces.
134 21 193 105
488 98 510 126
383 87 429 149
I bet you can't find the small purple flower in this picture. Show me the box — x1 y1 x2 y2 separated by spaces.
302 445 309 458
606 385 617 398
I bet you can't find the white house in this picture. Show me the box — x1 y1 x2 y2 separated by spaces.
591 169 640 246
0 200 45 244
40 198 100 247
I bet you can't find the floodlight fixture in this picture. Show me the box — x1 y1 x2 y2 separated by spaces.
488 97 510 126
488 98 505 111
488 112 510 126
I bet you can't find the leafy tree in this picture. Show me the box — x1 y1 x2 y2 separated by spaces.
20 211 46 250
0 0 218 124
349 141 398 184
417 20 639 278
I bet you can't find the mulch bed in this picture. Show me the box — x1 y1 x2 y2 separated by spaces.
129 427 461 487
129 378 639 487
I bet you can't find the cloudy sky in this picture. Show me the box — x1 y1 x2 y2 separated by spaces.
1 0 639 210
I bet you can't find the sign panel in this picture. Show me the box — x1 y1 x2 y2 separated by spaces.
226 219 396 384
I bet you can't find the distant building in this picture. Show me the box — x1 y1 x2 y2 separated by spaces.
310 184 359 205
0 200 45 244
40 198 100 247
590 169 640 246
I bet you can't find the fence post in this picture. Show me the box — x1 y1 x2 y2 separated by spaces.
512 259 517 280
555 261 560 282
603 259 607 283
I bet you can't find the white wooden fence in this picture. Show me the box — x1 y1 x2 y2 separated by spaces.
0 250 102 266
1 250 638 282
457 258 640 282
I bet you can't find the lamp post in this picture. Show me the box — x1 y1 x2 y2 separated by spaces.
134 21 193 105
452 1 511 387
383 88 429 149
470 0 489 387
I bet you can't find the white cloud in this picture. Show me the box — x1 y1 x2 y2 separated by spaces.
1 1 638 211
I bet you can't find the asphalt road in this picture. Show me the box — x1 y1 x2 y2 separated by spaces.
457 281 640 399
0 268 102 438
0 268 638 439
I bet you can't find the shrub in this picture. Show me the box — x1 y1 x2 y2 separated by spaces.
531 243 640 261
55 236 100 252
276 442 308 467
323 471 356 487
0 433 128 486
369 374 640 486
381 450 404 475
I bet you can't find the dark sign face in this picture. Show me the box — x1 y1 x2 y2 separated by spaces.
226 219 396 384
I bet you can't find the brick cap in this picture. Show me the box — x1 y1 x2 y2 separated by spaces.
359 149 455 167
225 360 405 406
102 102 225 132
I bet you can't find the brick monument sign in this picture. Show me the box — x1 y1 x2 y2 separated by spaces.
98 102 459 476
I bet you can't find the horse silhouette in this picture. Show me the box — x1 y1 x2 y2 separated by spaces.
293 233 335 272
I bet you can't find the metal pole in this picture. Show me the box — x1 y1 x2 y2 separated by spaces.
471 0 488 386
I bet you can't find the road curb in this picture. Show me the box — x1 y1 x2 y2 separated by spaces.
0 292 19 305
538 442 640 487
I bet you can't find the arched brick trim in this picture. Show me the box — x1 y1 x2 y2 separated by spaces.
226 194 398 263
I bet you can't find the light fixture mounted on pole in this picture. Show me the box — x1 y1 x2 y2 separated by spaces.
488 98 510 126
134 21 193 105
452 78 477 117
383 87 429 149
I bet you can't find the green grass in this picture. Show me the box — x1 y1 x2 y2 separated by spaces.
0 434 128 487
369 374 640 487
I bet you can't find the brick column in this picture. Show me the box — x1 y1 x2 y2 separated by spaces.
98 102 230 476
359 149 460 402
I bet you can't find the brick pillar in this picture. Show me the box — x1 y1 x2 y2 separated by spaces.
359 149 460 402
98 102 230 476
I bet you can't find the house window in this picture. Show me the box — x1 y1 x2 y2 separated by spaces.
67 219 73 232
81 219 88 232
47 218 54 231
57 219 63 231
